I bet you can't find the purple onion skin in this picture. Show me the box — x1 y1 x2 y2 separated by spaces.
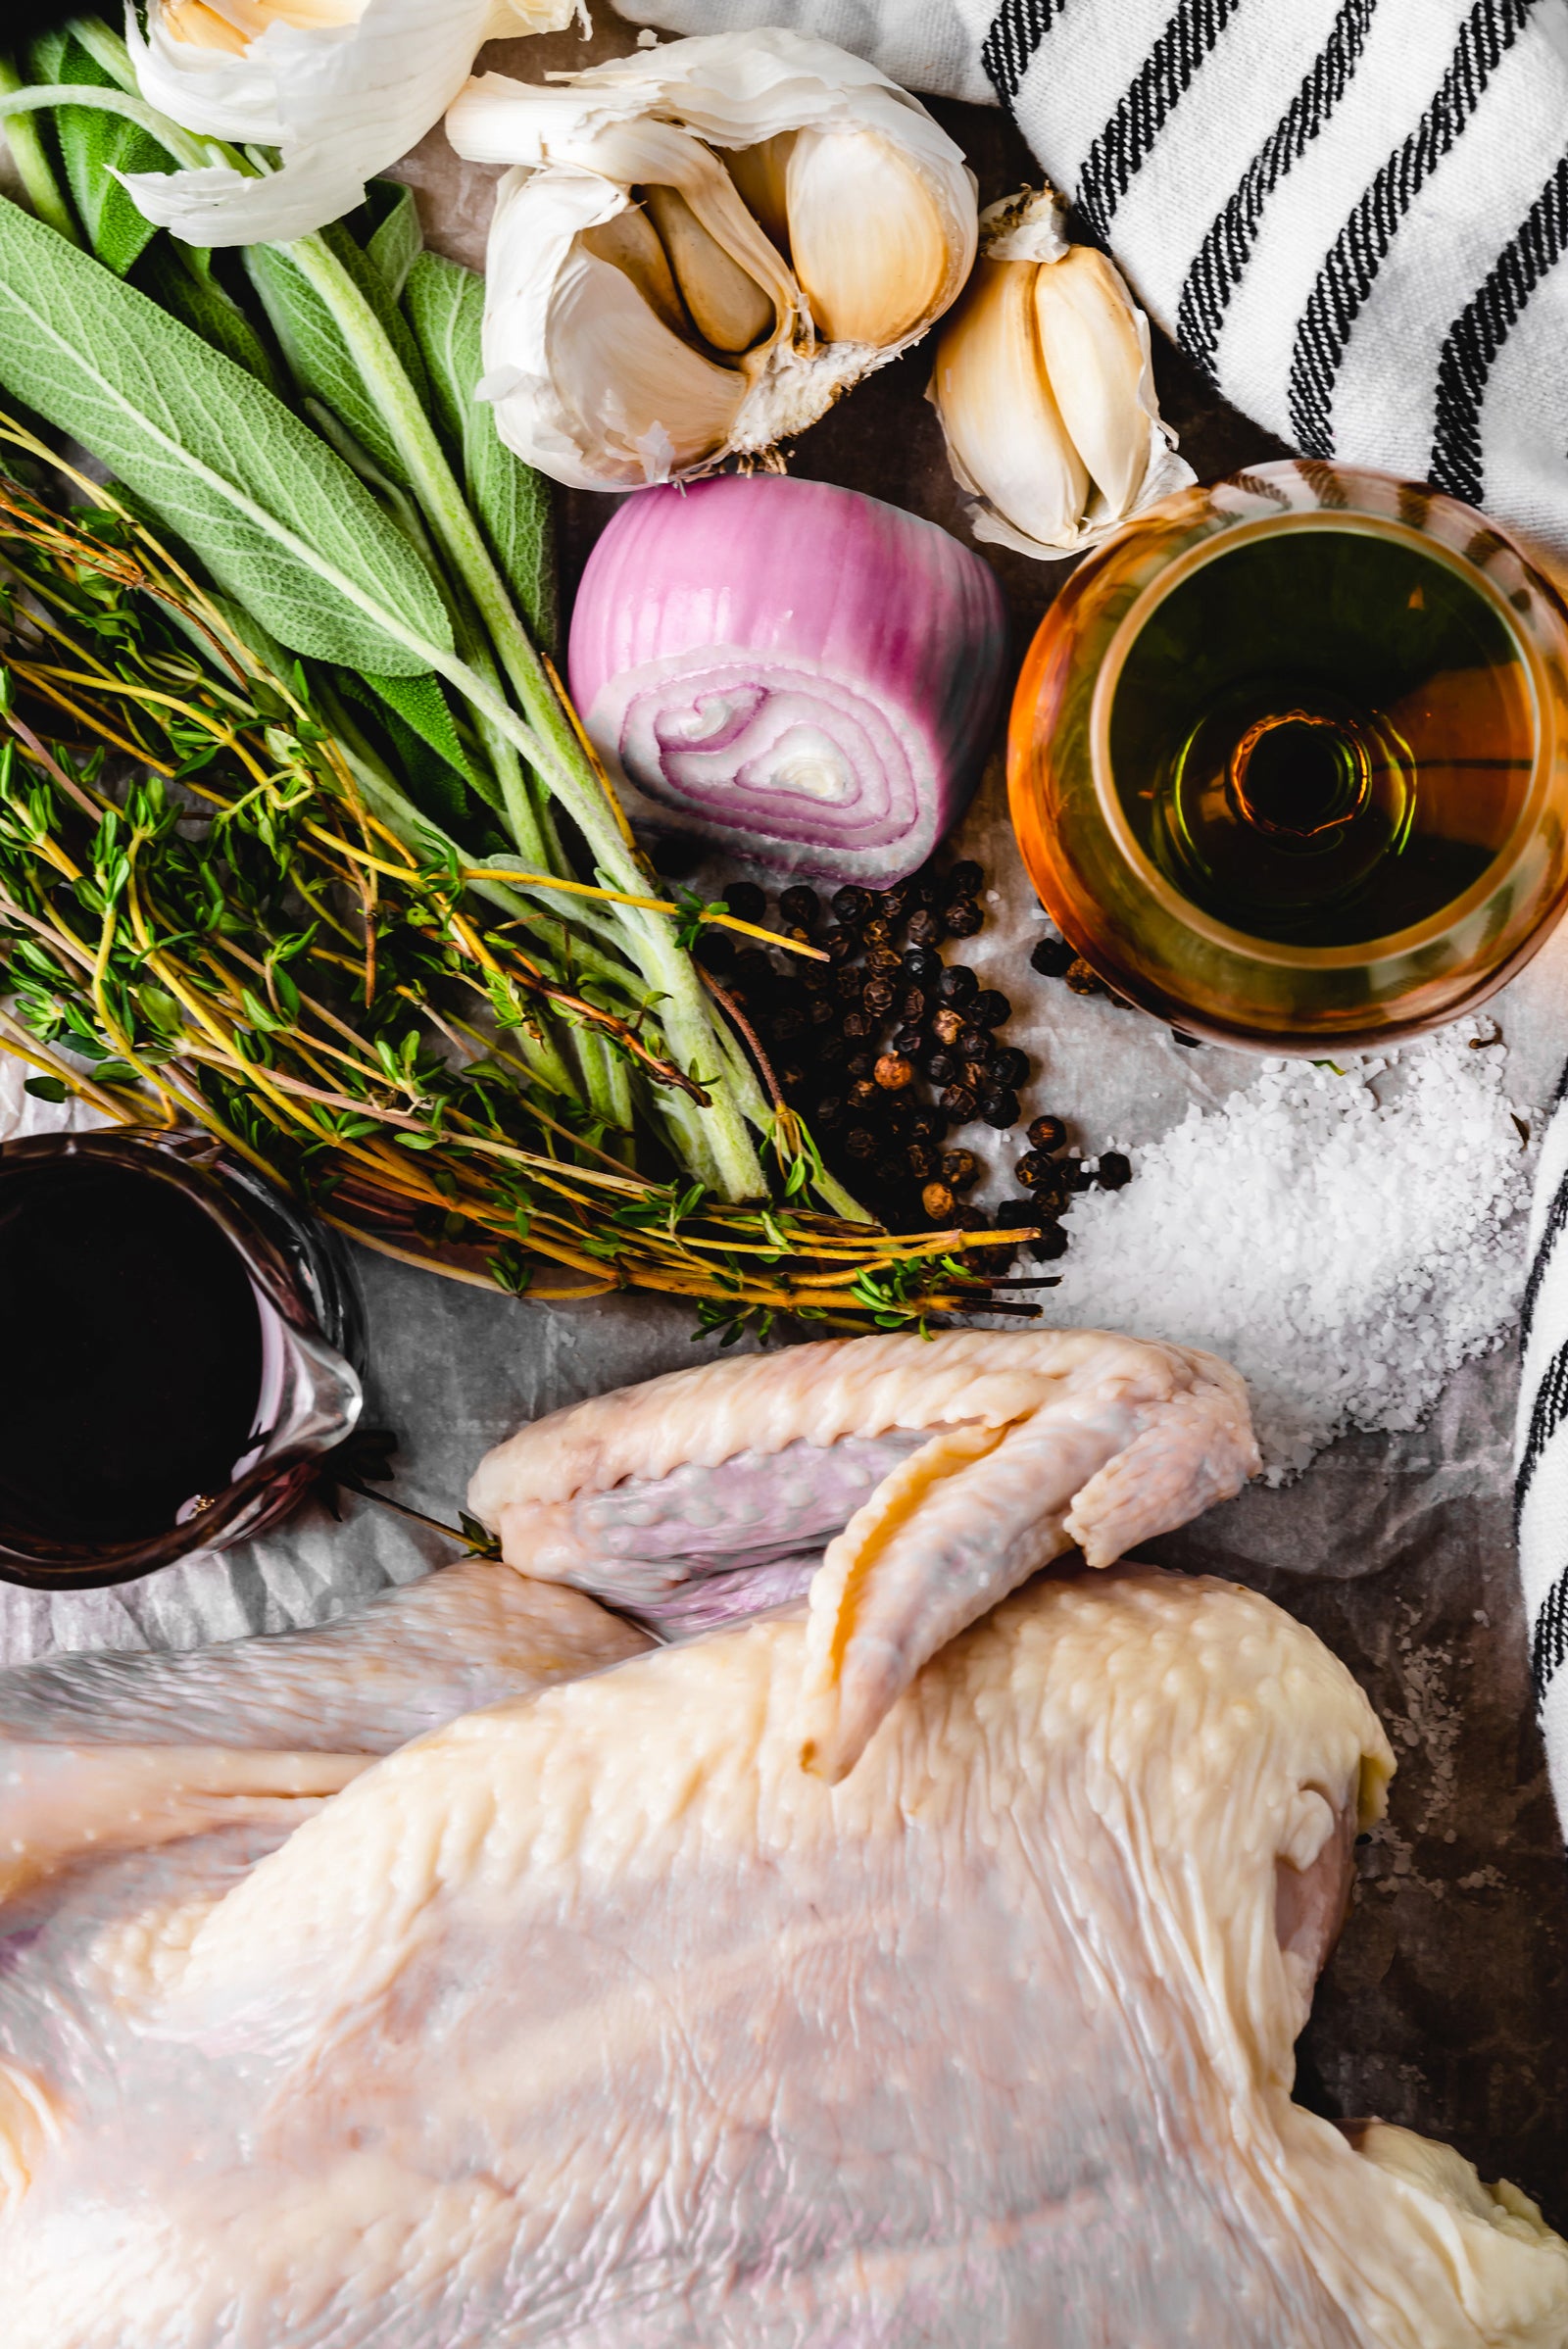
567 476 1008 887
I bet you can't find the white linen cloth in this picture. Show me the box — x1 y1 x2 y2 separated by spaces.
1515 1086 1568 1827
614 0 1568 571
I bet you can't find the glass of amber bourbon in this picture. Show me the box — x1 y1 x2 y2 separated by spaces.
1008 460 1568 1049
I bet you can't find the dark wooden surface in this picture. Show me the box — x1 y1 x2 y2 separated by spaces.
419 20 1568 2223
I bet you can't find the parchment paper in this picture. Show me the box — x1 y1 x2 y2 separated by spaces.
2 17 1566 2216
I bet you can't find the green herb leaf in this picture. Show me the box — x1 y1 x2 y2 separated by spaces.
365 180 423 303
135 240 281 395
243 219 430 491
404 251 558 652
0 196 452 677
50 32 168 278
22 1073 68 1101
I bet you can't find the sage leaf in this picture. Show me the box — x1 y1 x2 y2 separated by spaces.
0 195 452 678
243 218 430 490
366 180 423 303
137 240 281 395
405 251 558 652
48 32 166 278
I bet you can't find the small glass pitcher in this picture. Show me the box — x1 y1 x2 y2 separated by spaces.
0 1126 364 1591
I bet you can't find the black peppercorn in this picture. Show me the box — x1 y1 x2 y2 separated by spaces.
648 832 703 879
892 1023 924 1055
952 1202 989 1234
939 1081 978 1122
862 917 894 950
906 1141 938 1182
846 1050 875 1081
800 959 831 997
833 962 863 1004
979 1088 1021 1129
943 898 984 939
863 946 901 976
929 1005 964 1047
730 948 775 999
905 907 943 948
989 1046 1029 1090
722 880 766 925
1026 1115 1067 1153
823 926 859 964
777 1063 808 1098
767 1005 805 1046
815 1035 848 1073
1014 1150 1062 1195
1029 936 1074 978
844 1124 877 1160
970 989 1010 1029
1032 1222 1069 1262
1063 1157 1095 1191
923 1048 958 1087
900 946 940 984
814 1094 845 1130
994 1198 1042 1234
906 1109 945 1146
898 987 928 1025
831 885 872 925
880 882 913 925
935 964 977 1006
1098 1150 1133 1191
871 1155 906 1193
847 1077 878 1112
861 975 897 1016
842 1009 874 1043
808 996 836 1031
1064 958 1102 996
956 1025 993 1062
943 858 983 899
694 931 736 975
778 884 819 929
940 1148 979 1189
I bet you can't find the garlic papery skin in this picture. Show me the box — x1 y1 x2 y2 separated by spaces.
446 28 978 490
929 187 1195 562
122 0 576 249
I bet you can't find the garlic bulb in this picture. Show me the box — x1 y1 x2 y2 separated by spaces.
445 28 978 492
123 0 576 248
929 188 1195 561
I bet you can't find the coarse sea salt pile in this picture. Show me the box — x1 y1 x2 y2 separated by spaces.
1047 1018 1534 1480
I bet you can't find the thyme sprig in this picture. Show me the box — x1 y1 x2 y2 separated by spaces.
0 460 1036 1332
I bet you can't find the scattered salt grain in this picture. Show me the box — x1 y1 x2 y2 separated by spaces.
1046 1019 1534 1480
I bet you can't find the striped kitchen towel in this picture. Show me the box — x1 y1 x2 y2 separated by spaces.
614 0 1568 571
1518 1083 1568 1825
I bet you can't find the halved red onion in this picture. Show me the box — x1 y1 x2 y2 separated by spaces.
567 476 1008 885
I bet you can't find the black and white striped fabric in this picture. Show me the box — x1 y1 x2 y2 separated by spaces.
1517 1082 1568 1823
615 0 1568 568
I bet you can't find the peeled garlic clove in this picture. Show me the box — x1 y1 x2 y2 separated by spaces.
644 184 774 356
1033 246 1150 516
558 254 747 476
931 259 1088 549
726 131 796 256
786 126 956 347
580 207 690 343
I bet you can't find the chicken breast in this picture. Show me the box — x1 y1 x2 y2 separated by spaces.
1 1563 1563 2348
469 1329 1260 1778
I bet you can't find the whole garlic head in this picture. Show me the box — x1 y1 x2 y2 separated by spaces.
929 188 1195 561
446 28 978 491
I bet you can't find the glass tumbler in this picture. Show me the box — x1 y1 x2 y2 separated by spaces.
1008 460 1568 1049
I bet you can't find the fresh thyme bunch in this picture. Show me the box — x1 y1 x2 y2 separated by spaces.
0 449 1030 1332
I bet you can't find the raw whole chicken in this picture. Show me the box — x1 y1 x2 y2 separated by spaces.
0 1331 1563 2349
